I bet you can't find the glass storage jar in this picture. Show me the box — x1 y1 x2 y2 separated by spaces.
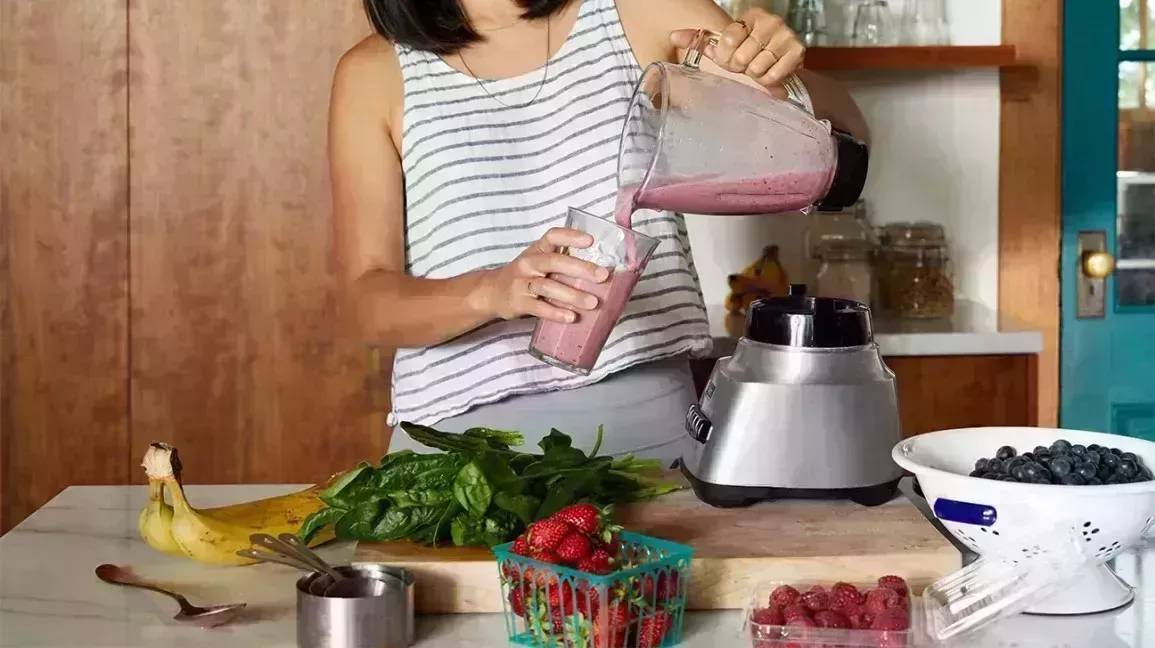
803 202 873 288
878 222 955 319
815 239 874 305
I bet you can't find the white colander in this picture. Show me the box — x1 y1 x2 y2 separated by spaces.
893 426 1155 616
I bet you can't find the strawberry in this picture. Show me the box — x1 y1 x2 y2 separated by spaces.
877 575 910 597
528 519 574 552
511 535 531 556
555 533 594 565
813 609 851 629
770 584 802 607
576 547 615 575
637 611 672 648
801 588 830 612
871 607 910 631
751 606 785 626
532 550 563 565
547 581 577 616
865 586 902 615
591 600 630 648
552 503 605 535
634 570 681 603
508 587 527 617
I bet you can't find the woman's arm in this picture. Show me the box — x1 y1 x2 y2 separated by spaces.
329 39 606 348
623 0 869 144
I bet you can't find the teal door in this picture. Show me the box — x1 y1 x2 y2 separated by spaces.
1063 1 1155 438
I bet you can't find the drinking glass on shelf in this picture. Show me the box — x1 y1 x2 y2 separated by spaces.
852 0 895 47
901 0 950 45
787 0 828 47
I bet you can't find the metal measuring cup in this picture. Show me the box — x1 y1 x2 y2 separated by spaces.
296 565 415 648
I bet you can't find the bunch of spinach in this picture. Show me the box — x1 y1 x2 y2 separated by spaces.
298 423 683 547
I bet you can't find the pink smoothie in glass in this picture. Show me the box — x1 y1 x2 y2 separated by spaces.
528 191 649 374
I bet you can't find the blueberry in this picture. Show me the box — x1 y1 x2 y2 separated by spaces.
1039 467 1052 481
996 446 1017 461
1088 443 1101 452
1103 453 1121 469
1051 439 1072 453
1071 444 1087 457
999 475 1017 482
1111 447 1123 455
969 470 984 478
1022 452 1036 462
1132 475 1150 483
1121 451 1138 463
1097 463 1113 480
1023 463 1042 480
1034 445 1050 455
987 458 1005 473
975 458 990 472
1077 463 1098 480
982 473 999 480
1142 467 1153 480
1011 465 1028 481
1084 450 1100 465
1118 460 1139 479
1087 477 1104 485
1106 475 1125 485
1050 457 1073 477
1060 474 1086 485
1035 451 1053 465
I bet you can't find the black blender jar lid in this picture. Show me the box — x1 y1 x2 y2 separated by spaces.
745 284 874 348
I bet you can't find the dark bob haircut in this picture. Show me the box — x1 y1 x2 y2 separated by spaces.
364 0 571 55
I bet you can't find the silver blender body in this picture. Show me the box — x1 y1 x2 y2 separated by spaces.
680 285 903 508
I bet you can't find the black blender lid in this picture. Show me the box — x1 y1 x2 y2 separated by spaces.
745 284 874 348
815 129 870 211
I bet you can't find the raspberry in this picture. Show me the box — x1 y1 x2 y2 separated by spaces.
786 616 815 627
877 575 910 597
813 610 851 629
865 587 902 615
831 586 864 610
781 604 810 621
751 606 784 626
847 608 874 630
801 589 830 612
871 607 911 631
770 585 802 607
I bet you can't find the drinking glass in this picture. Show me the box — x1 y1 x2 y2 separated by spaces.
787 0 828 47
852 0 895 46
528 209 660 375
901 0 950 45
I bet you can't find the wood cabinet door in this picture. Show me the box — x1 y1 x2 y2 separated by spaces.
0 0 131 532
127 1 383 485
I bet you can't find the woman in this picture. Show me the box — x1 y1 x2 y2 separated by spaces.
331 0 868 463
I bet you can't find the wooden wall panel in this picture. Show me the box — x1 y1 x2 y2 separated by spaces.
999 0 1063 427
0 0 130 532
127 1 381 484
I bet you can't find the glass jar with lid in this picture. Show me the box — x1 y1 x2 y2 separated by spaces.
803 202 873 288
815 239 874 305
877 222 955 319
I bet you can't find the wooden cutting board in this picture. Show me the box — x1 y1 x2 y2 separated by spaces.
354 474 960 613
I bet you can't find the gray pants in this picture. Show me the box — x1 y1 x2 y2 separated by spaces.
388 357 698 466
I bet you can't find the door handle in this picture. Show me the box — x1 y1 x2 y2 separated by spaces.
1076 231 1111 319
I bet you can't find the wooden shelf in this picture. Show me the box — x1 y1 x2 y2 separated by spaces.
804 45 1018 71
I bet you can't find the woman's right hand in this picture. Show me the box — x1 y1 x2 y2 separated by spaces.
473 227 610 324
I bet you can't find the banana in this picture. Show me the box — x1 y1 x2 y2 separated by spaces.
139 443 334 565
726 245 790 315
138 479 184 556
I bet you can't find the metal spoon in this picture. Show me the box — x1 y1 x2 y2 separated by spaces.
95 564 245 628
248 533 345 583
235 547 320 573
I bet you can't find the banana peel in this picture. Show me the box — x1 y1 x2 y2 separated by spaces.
138 443 335 565
725 245 790 315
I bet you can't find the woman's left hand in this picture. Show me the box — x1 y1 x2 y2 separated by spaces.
672 7 806 89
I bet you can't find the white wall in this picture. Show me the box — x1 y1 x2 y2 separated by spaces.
690 0 1002 310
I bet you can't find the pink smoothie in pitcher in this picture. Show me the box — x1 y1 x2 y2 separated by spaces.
632 169 834 215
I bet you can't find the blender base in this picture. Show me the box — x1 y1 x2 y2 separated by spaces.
1021 563 1134 615
680 463 901 509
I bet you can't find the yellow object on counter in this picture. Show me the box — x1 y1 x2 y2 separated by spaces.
725 245 790 315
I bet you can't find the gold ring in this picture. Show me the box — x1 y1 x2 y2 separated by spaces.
750 34 768 49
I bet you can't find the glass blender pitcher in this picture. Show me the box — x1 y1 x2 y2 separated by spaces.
616 30 869 218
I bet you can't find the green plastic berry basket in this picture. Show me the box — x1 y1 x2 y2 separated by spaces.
492 532 694 647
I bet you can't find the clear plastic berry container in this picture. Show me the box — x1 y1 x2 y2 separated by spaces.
493 532 694 648
743 578 920 648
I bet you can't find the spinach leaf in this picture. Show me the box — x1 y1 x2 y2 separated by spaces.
477 450 524 494
538 429 573 454
319 463 375 509
334 499 389 541
387 489 454 508
297 507 346 544
483 510 520 544
453 460 494 518
373 505 446 541
450 513 487 546
463 427 524 449
536 471 598 519
494 491 542 525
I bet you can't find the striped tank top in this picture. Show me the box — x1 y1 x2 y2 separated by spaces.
388 0 712 426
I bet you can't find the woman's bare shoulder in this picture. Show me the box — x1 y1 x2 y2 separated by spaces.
332 35 404 126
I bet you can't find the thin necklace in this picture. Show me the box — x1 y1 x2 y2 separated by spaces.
458 19 551 109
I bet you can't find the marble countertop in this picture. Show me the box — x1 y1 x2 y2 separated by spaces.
707 299 1044 358
2 485 1151 647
